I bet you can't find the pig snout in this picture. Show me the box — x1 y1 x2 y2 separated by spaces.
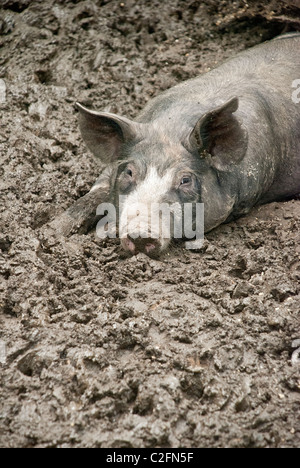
121 235 160 256
119 201 171 256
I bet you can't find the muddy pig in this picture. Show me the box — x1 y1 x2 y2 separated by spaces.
76 33 300 256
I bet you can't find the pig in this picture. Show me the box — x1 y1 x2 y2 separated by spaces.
76 33 300 256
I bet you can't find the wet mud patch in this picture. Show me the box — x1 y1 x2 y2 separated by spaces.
0 0 299 448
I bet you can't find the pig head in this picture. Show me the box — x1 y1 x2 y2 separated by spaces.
76 98 248 256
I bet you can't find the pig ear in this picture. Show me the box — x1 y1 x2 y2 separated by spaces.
76 103 139 163
190 97 248 170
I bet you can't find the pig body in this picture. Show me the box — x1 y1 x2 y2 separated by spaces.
77 34 300 256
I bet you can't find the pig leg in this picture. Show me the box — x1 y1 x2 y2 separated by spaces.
39 165 114 239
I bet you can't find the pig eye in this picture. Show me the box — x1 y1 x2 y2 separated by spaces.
180 176 191 186
119 166 135 193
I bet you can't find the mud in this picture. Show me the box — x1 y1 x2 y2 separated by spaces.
0 0 300 448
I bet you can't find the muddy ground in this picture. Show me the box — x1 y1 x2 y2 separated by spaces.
0 0 300 448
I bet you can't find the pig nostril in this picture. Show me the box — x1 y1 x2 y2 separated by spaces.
145 243 157 254
122 237 136 254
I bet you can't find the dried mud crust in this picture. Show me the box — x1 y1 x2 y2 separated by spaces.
0 0 299 448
